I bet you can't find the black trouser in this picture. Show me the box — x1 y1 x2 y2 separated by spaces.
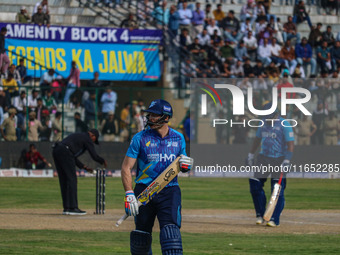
52 143 78 210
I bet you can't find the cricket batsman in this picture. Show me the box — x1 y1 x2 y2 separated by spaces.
246 102 294 227
121 99 193 255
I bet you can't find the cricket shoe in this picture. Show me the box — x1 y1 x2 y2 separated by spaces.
266 221 279 227
256 217 264 225
62 209 69 215
68 208 87 216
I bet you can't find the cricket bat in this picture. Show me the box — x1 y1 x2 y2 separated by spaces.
115 156 181 227
263 172 283 221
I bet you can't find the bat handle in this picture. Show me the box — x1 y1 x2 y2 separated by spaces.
115 214 129 227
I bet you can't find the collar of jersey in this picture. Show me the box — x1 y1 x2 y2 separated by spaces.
148 127 173 139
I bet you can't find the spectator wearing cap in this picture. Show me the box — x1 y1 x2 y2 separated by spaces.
240 0 257 26
191 2 205 39
283 16 300 44
28 111 46 141
221 11 242 45
100 111 120 142
100 87 117 119
0 27 10 76
28 89 40 111
323 111 340 145
281 39 298 75
52 111 62 141
16 6 31 23
0 108 17 141
212 4 225 23
32 5 50 27
178 1 192 31
308 23 323 48
17 59 32 85
295 37 316 77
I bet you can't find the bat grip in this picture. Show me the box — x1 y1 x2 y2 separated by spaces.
115 214 128 227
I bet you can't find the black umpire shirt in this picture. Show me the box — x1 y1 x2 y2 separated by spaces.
60 132 105 169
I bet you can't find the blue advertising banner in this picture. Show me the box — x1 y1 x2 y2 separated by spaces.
2 23 162 81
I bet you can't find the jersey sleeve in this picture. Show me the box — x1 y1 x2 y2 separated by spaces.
283 126 295 142
126 132 142 159
179 133 187 156
255 127 262 138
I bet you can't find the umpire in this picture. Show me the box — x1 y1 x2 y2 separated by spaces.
52 129 107 215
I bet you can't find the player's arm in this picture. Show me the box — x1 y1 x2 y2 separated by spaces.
121 156 136 192
246 128 262 166
121 155 139 216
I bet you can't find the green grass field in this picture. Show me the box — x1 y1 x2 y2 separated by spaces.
0 177 339 254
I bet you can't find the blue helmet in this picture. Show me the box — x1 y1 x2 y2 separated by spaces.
143 99 173 118
262 102 278 119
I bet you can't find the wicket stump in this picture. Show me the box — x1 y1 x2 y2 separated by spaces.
95 169 106 214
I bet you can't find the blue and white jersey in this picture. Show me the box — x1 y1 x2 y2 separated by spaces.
126 128 187 186
256 117 295 158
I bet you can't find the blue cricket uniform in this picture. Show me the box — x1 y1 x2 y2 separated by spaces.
250 117 295 225
126 127 186 232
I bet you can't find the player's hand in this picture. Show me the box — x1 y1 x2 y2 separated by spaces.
245 153 255 166
281 159 290 171
103 160 107 168
125 191 139 216
179 155 193 173
47 163 52 168
84 166 94 173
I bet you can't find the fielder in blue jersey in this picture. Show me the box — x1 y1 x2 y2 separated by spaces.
246 103 295 227
121 99 194 255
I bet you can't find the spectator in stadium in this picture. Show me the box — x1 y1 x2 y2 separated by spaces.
120 13 138 30
100 111 120 141
323 111 340 145
312 101 328 145
197 28 211 46
100 86 117 119
243 31 258 61
35 98 47 122
221 11 242 44
240 0 257 26
27 111 46 141
6 64 22 88
281 39 297 75
0 27 10 76
188 37 207 62
25 143 52 169
43 90 57 112
293 1 312 29
331 41 340 70
120 103 131 142
204 4 213 26
13 90 26 140
51 75 63 104
64 61 80 105
322 25 335 47
40 68 55 96
32 5 50 27
269 38 285 65
316 41 332 73
296 116 317 145
231 60 245 78
16 6 31 23
212 3 225 23
137 0 154 26
168 5 180 37
2 73 19 106
240 17 252 37
16 58 32 85
282 15 300 44
52 111 62 141
258 38 272 67
84 93 97 129
0 88 7 114
206 18 221 37
178 1 192 32
308 23 323 48
235 41 249 62
191 2 205 39
152 0 169 29
74 112 88 133
254 0 267 23
39 109 52 141
0 108 17 141
295 37 316 77
28 89 39 111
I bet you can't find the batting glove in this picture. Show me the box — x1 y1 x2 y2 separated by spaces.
245 153 255 167
179 155 194 173
281 159 290 172
125 191 139 216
